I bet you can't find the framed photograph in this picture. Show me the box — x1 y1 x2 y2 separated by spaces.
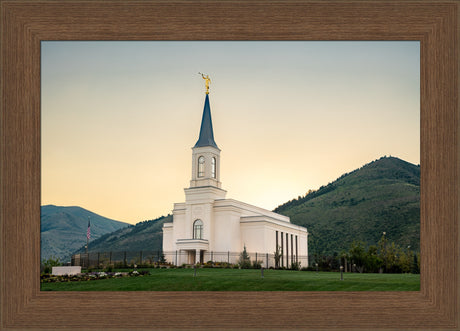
1 1 458 329
40 40 421 286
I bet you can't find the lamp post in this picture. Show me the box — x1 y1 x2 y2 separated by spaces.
315 263 318 273
340 266 343 281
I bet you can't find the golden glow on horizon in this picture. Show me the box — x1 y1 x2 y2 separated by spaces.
41 41 420 224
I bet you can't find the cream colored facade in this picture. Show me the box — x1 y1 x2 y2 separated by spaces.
162 94 308 268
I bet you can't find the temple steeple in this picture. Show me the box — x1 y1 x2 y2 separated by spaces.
189 91 222 189
194 94 219 149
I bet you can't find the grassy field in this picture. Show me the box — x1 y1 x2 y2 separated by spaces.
41 268 420 291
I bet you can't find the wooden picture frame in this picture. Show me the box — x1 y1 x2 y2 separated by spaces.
1 1 458 329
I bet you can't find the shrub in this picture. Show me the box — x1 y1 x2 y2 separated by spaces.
41 256 62 274
252 260 263 269
114 262 125 269
291 262 301 270
238 246 251 269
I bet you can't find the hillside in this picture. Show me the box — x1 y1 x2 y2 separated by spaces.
58 156 419 261
274 156 420 256
74 214 172 254
40 205 129 262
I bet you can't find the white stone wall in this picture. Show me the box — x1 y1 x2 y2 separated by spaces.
162 225 174 250
172 207 186 244
190 146 221 188
52 266 81 276
213 207 242 252
240 222 266 253
163 196 309 266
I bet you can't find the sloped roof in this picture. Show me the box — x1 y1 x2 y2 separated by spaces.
194 94 219 149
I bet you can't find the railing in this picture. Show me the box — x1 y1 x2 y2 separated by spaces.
71 250 310 269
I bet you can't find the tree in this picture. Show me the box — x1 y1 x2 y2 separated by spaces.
330 252 340 270
378 233 389 272
349 240 366 273
41 256 61 274
364 245 382 273
411 253 420 274
397 249 412 273
340 251 349 272
159 252 166 264
383 242 399 272
341 235 419 274
238 245 251 269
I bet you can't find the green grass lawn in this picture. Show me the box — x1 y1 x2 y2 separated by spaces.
41 268 420 291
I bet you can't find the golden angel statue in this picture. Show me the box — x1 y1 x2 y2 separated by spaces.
199 73 211 94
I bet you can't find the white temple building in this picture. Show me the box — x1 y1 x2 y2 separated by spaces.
162 81 308 268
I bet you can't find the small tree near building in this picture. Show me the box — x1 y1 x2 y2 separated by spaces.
239 245 251 269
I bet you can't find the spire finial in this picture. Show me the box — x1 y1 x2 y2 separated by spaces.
199 72 211 94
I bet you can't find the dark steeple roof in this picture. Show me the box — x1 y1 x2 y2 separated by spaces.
194 94 219 149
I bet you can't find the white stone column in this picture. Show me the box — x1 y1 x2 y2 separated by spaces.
177 250 181 266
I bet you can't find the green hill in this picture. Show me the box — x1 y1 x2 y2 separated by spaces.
74 214 172 254
274 156 420 256
40 205 129 262
60 156 419 261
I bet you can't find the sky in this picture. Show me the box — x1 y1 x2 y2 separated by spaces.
41 41 420 224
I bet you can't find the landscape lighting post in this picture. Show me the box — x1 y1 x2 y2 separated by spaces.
316 263 318 273
340 266 343 281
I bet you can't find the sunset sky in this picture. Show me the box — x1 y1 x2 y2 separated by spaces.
41 41 420 224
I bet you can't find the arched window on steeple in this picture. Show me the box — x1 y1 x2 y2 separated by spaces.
211 157 216 178
193 219 203 239
198 156 205 178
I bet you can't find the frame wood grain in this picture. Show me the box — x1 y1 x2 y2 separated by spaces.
1 1 458 329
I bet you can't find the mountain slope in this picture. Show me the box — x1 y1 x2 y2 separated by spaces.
41 205 129 262
274 156 420 256
60 156 419 260
74 215 172 254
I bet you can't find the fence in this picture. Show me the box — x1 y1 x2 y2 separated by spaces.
72 250 165 268
72 250 310 269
